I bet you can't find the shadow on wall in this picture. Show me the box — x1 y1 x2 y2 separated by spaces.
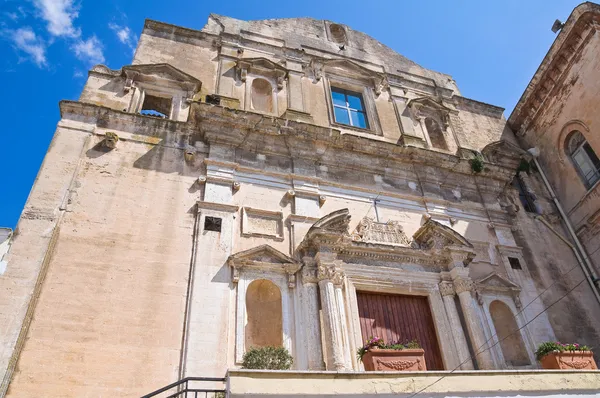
132 144 204 176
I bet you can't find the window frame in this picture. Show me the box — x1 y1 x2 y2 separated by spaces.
567 131 600 189
325 76 381 135
331 87 369 129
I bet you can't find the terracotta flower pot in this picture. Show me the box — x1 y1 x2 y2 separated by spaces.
362 348 427 371
539 351 597 370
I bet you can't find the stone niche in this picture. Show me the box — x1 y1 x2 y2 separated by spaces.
242 207 284 241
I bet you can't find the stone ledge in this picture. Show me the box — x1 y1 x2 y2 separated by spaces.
228 369 600 397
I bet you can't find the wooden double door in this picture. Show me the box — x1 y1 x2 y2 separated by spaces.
356 291 444 370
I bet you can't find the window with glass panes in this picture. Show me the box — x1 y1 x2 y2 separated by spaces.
331 87 368 129
567 131 600 188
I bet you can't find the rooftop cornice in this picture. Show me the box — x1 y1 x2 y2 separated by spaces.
508 2 600 134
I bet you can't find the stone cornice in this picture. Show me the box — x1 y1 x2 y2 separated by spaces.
191 102 518 184
508 3 600 134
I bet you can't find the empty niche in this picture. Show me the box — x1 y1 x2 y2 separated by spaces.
245 279 283 349
251 78 273 113
329 23 347 44
489 300 530 366
425 117 448 151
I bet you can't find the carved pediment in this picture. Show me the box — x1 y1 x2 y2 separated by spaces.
308 208 351 235
227 244 300 287
407 97 453 114
236 57 287 89
413 219 473 250
481 140 531 167
351 217 412 247
122 63 201 92
310 59 387 96
476 272 521 291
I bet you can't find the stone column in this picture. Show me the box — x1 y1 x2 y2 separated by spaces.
301 258 325 370
334 283 352 369
453 275 495 369
439 281 474 370
316 256 347 370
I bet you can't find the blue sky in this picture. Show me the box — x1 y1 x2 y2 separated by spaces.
0 0 583 228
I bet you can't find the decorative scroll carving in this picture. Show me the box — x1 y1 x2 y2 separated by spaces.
318 261 345 286
351 217 411 247
439 281 455 297
375 358 423 371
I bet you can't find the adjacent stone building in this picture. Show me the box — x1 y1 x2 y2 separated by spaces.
1 4 600 398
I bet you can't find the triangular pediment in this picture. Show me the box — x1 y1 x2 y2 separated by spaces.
413 219 473 250
322 59 382 80
407 97 453 113
238 57 287 73
228 244 296 266
476 272 521 291
123 63 201 91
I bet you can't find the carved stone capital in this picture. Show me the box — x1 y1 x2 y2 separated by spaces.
453 277 474 294
317 261 345 286
284 263 302 288
439 281 455 297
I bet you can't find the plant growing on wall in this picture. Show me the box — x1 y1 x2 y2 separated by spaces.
242 346 293 370
535 341 592 361
357 337 421 362
470 155 484 174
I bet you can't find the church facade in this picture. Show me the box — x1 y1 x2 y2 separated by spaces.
1 4 600 398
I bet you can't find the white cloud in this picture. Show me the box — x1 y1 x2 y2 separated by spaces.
108 22 136 50
72 35 104 65
5 12 19 22
33 0 80 38
10 27 47 67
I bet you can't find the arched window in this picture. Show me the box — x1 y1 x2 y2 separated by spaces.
245 279 282 350
251 78 273 113
425 118 448 151
566 131 600 188
489 300 530 367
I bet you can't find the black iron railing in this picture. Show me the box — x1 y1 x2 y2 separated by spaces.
141 377 226 398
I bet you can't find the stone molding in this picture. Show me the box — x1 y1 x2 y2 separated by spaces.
197 200 239 213
241 207 284 241
453 277 474 294
475 272 523 309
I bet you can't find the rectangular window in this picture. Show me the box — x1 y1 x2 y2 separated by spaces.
331 87 368 129
140 93 172 119
508 257 522 270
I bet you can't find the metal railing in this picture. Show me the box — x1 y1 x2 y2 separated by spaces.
141 377 226 398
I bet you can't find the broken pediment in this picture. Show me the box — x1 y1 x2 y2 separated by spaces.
413 218 473 251
227 244 301 287
351 217 412 247
122 63 202 92
308 208 351 235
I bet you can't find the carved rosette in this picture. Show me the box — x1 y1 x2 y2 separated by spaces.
438 281 455 297
318 261 345 286
453 277 474 294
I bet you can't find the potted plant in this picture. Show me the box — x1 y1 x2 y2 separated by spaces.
357 337 426 371
242 346 293 370
535 341 597 370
